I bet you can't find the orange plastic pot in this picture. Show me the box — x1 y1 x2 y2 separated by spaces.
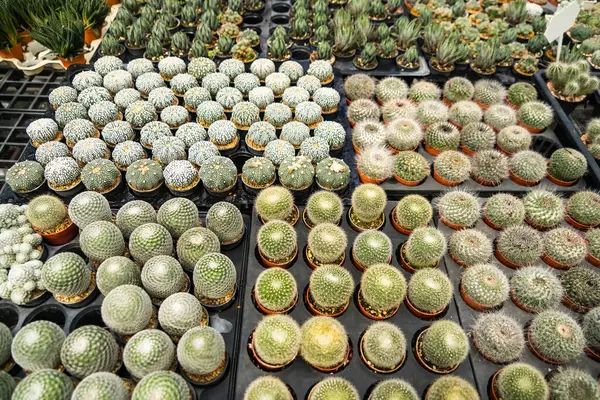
58 54 86 68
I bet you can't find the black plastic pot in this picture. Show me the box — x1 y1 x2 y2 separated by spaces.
125 42 146 58
377 53 398 69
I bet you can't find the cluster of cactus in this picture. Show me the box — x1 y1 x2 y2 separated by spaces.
547 61 600 100
472 313 524 364
255 268 297 313
523 190 564 229
404 227 447 269
528 310 585 363
360 264 406 314
407 269 452 314
421 320 469 369
253 315 300 366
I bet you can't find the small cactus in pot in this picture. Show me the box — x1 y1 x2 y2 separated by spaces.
417 320 469 373
566 191 600 229
510 266 563 312
406 269 452 318
199 156 238 195
156 198 199 240
68 190 112 229
304 191 343 228
205 202 245 247
437 190 480 230
129 223 173 265
393 151 429 186
71 372 128 400
483 193 525 230
508 150 547 186
548 368 600 400
359 264 406 320
306 223 347 268
471 313 524 364
356 145 395 184
80 221 126 266
432 150 471 186
426 376 478 400
132 371 192 400
517 101 553 133
360 322 406 373
126 159 164 195
352 230 392 271
60 325 120 379
547 148 588 186
96 256 142 296
392 195 432 234
278 156 315 192
542 228 587 269
496 225 543 268
158 292 208 340
458 122 494 154
347 99 380 126
560 267 600 312
254 268 298 314
6 161 45 194
193 253 237 308
257 220 298 268
300 317 349 371
523 190 564 230
471 149 509 186
528 310 585 364
141 255 188 303
460 263 509 311
369 380 418 400
123 329 176 381
44 156 82 192
244 377 293 400
255 186 297 225
493 363 548 400
11 320 65 372
25 195 77 246
349 184 387 231
307 265 354 317
401 227 446 272
251 315 300 369
26 118 62 147
448 229 492 267
386 118 422 152
424 122 460 155
241 157 276 191
41 252 94 305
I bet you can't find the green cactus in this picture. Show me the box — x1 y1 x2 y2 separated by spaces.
347 99 381 125
510 266 563 312
0 323 10 367
48 87 78 110
115 200 157 239
448 102 483 129
482 194 523 231
344 74 376 101
132 371 191 400
141 255 187 301
362 322 406 371
257 220 297 265
156 198 199 239
566 191 600 227
25 195 68 233
483 105 517 132
386 118 422 151
497 126 532 154
369 380 418 400
393 195 432 232
176 228 220 273
462 263 509 307
547 61 599 100
232 102 261 129
352 230 392 269
561 267 600 310
376 77 409 103
72 372 128 400
253 315 300 366
443 77 474 103
583 307 600 350
424 122 460 153
300 137 330 165
417 100 449 127
283 87 310 111
313 121 344 151
129 223 173 265
459 123 494 153
437 190 480 229
307 223 347 266
449 229 492 267
246 122 277 151
425 376 478 400
278 156 315 190
433 150 471 185
309 378 358 400
300 317 348 369
11 370 73 400
205 202 245 245
495 363 548 400
392 152 429 184
193 253 237 305
123 329 175 380
543 228 586 267
126 159 164 192
309 265 354 312
421 320 468 369
471 313 524 363
303 192 342 227
255 268 297 312
101 285 154 335
548 148 588 183
529 310 584 363
264 103 293 130
409 80 441 103
523 190 564 230
517 101 553 131
507 82 538 108
68 191 113 230
315 157 350 191
6 161 44 193
548 368 600 400
199 156 238 191
97 256 141 296
407 269 452 314
35 141 70 168
244 377 293 400
508 151 547 184
158 293 207 338
471 149 509 186
360 264 406 314
350 184 387 227
497 225 543 267
403 227 446 269
473 79 506 107
41 252 91 299
12 320 65 371
382 100 417 124
80 221 126 264
195 101 226 128
61 325 119 379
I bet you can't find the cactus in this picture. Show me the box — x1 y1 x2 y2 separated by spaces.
25 195 68 234
353 121 387 151
497 225 543 267
382 100 417 123
114 89 142 112
407 269 452 314
102 69 134 95
347 99 381 125
35 141 70 167
409 80 441 103
42 252 91 298
306 191 343 226
283 87 310 111
352 230 392 269
77 86 112 109
375 77 408 104
529 310 584 363
11 370 73 400
205 202 245 245
176 326 224 380
421 320 468 369
231 101 261 130
548 148 588 183
459 122 494 153
402 227 445 269
510 266 562 312
583 307 600 349
309 265 354 312
188 141 219 169
517 101 553 131
484 193 525 230
393 152 429 184
244 377 293 400
126 58 154 80
471 149 509 185
300 317 348 369
141 255 187 300
300 137 330 164
124 101 158 128
433 150 471 185
416 100 449 127
44 156 81 190
72 70 103 91
548 368 600 400
255 186 295 222
135 72 167 97
543 228 586 267
437 190 480 229
195 101 226 128
309 378 358 400
0 323 10 367
561 267 600 310
449 229 492 266
566 191 600 227
97 256 141 296
547 61 599 100
265 73 292 97
360 264 406 313
27 118 61 146
264 103 292 129
55 103 90 129
129 223 173 265
115 200 156 239
254 268 297 312
183 87 211 112
392 195 432 232
61 325 119 379
123 329 175 380
506 82 538 108
199 156 238 191
163 160 200 191
311 88 339 116
495 363 548 400
483 105 517 132
369 380 418 400
248 87 275 111
81 159 121 193
73 138 108 165
12 320 65 371
193 253 237 305
315 157 350 191
356 145 394 181
253 315 300 366
294 101 323 127
49 86 78 110
175 228 220 274
102 121 135 146
160 105 190 128
246 122 277 151
351 183 387 224
463 262 509 306
278 156 315 190
472 313 524 363
88 101 120 128
362 322 406 371
148 87 177 112
71 372 128 400
473 79 506 107
424 376 478 400
170 74 199 97
158 293 207 338
523 190 564 229
234 73 260 97
307 223 347 265
424 122 460 153
496 126 531 155
80 221 126 264
344 74 376 101
443 77 474 103
156 198 199 239
242 157 275 188
508 150 547 184
140 122 172 150
132 371 191 400
588 229 600 262
386 119 422 152
449 102 483 129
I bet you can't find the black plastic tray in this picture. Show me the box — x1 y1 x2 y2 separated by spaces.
234 202 479 399
1 210 252 400
434 208 600 399
0 68 65 112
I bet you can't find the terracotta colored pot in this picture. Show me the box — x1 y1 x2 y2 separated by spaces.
253 288 297 315
546 172 577 187
84 28 99 46
459 145 475 156
460 282 490 311
509 170 539 186
518 120 544 134
107 0 120 4
0 44 24 61
358 168 386 184
438 212 466 230
565 214 597 231
495 247 521 269
58 54 86 68
393 174 423 186
433 168 461 186
257 245 297 269
587 252 600 268
390 207 415 235
424 143 441 156
36 218 78 246
414 329 459 374
249 332 296 371
541 253 572 270
562 293 591 313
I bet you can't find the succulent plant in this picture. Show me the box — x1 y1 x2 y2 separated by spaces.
80 221 126 265
516 101 553 132
437 190 480 229
27 118 61 147
510 266 562 313
495 363 548 400
253 315 300 366
255 186 295 223
547 148 588 183
347 99 381 125
421 320 468 369
96 256 142 297
547 61 599 100
472 312 524 363
42 252 91 299
542 227 586 267
123 329 175 380
431 150 471 185
356 145 394 181
124 101 158 129
77 87 112 109
71 372 128 400
392 152 429 184
300 137 330 165
12 320 65 371
496 126 532 155
307 222 347 266
159 292 207 340
449 229 492 267
523 190 564 230
548 368 600 400
72 70 103 91
344 74 376 101
473 79 506 107
114 201 156 240
278 156 315 190
309 378 358 400
308 265 354 314
25 195 68 234
141 255 187 301
49 86 78 110
350 183 387 227
102 70 134 95
381 100 417 124
156 198 199 240
360 263 406 315
304 192 342 227
448 103 482 131
424 122 460 154
483 105 517 132
369 380 418 400
132 371 191 400
588 228 600 261
409 80 441 103
5 161 44 193
61 325 119 379
529 310 584 363
300 317 348 369
443 77 474 103
361 322 406 371
507 150 546 185
583 307 600 349
390 196 431 234
353 121 387 152
101 285 154 336
35 141 70 167
200 156 239 192
497 225 543 267
471 149 509 186
407 269 452 314
562 192 599 229
129 223 173 265
254 267 297 313
561 267 600 310
463 262 509 306
244 376 293 400
55 103 90 130
11 370 73 400
234 73 260 98
428 377 479 400
351 230 391 269
113 89 142 112
63 119 98 149
205 202 245 245
482 194 524 231
193 253 237 306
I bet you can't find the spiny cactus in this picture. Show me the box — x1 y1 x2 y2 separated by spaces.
141 255 187 301
255 268 297 313
473 79 506 107
356 145 394 181
426 376 478 400
123 329 175 380
101 285 154 335
529 310 585 363
115 200 156 239
60 325 120 379
495 363 548 400
300 317 348 369
300 137 330 165
417 100 449 127
420 320 469 369
437 190 480 229
255 186 295 223
472 313 524 363
403 227 447 269
129 223 173 265
303 192 342 228
96 256 141 296
25 195 68 233
360 264 406 315
409 80 441 103
369 380 418 400
459 123 495 154
382 100 417 123
195 101 226 128
424 122 460 153
376 77 409 103
350 183 387 227
72 372 128 400
484 193 525 230
508 150 547 185
386 118 422 152
80 221 126 264
244 376 293 400
278 156 315 190
11 370 73 400
407 269 452 314
313 121 345 151
264 103 293 130
471 149 509 186
433 150 471 185
548 148 588 183
443 77 474 103
583 307 600 350
309 265 354 313
543 228 586 267
548 368 600 400
507 82 538 108
253 315 300 366
561 267 600 310
483 104 517 132
449 229 492 267
461 263 509 309
449 102 483 130
44 156 81 190
193 253 237 305
42 252 91 299
497 225 543 267
344 74 376 101
546 61 599 100
510 266 562 313
351 230 391 269
205 202 245 246
497 126 532 155
565 191 600 228
393 151 429 184
309 378 358 400
12 320 65 371
353 120 387 151
517 101 553 132
132 371 191 400
347 99 381 125
307 223 347 265
393 195 432 232
523 190 564 230
361 322 406 371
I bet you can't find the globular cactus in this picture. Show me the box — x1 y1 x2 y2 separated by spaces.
97 256 141 296
253 315 300 366
583 307 600 349
407 269 452 314
148 87 179 113
461 263 509 308
232 102 261 129
80 221 126 264
27 118 61 146
309 378 358 400
511 266 563 312
280 120 310 148
449 229 492 266
246 121 277 151
72 372 128 400
437 190 480 229
123 329 175 380
484 193 525 229
234 73 260 97
241 156 276 189
158 293 207 338
386 118 422 152
548 368 600 400
205 202 245 245
351 184 387 224
459 122 495 153
509 150 547 184
369 380 418 400
41 252 91 299
176 228 220 273
352 230 392 269
517 101 553 131
497 125 532 154
248 87 275 111
72 138 108 165
125 101 158 128
151 137 186 166
497 225 543 267
495 363 548 400
0 323 10 366
471 312 524 363
560 267 600 310
115 200 156 239
55 103 90 129
207 120 239 149
114 88 142 112
244 377 293 400
507 82 538 108
381 99 417 123
409 80 441 103
344 74 376 101
141 255 187 300
112 141 145 171
529 310 584 363
307 223 347 265
156 198 199 239
163 160 200 191
347 99 381 124
129 223 173 265
566 191 600 227
44 157 81 190
416 100 449 126
132 371 191 400
25 195 68 233
449 102 484 131
588 228 600 261
547 148 588 183
360 264 407 314
543 228 586 267
300 317 348 369
443 77 474 103
523 190 564 229
257 220 297 264
305 191 343 226
60 325 120 379
315 157 350 191
424 122 460 153
49 86 78 110
199 156 238 191
265 73 292 97
404 227 447 269
421 320 469 369
278 156 315 190
471 149 509 186
282 87 310 110
473 79 506 107
5 161 44 193
254 268 297 313
361 322 406 371
279 61 304 83
309 265 354 312
102 120 135 146
393 195 432 232
300 137 330 164
353 120 387 151
101 285 154 336
126 159 164 192
11 370 73 400
356 145 395 181
433 150 471 185
483 104 517 131
393 151 429 183
35 141 70 167
193 253 237 305
426 376 478 400
313 121 345 151
196 101 226 127
12 320 65 371
376 77 409 103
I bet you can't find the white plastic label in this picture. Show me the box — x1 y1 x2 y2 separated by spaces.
544 1 580 42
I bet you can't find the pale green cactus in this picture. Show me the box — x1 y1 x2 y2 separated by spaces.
461 263 509 308
360 264 406 313
141 255 187 300
158 293 207 338
129 223 173 265
61 325 120 379
71 372 128 400
123 329 175 380
80 221 126 264
472 313 524 363
421 320 469 369
244 377 293 400
101 284 154 335
495 363 549 400
176 228 220 273
205 202 245 245
308 223 347 265
484 193 525 229
523 190 564 229
305 191 343 226
548 368 600 400
560 267 600 310
351 184 387 224
352 230 392 268
132 371 191 400
362 322 406 371
255 267 297 312
437 190 480 228
529 310 584 363
253 315 300 366
255 186 295 222
12 321 65 371
407 269 452 314
393 195 432 232
424 122 460 153
41 252 91 298
11 370 73 400
300 317 348 369
449 229 492 266
547 148 588 183
309 265 354 312
156 198 199 239
178 326 226 377
115 200 157 239
97 256 142 296
193 253 237 305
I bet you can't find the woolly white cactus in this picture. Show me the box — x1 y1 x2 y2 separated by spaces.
208 120 239 147
35 141 70 167
160 105 190 128
125 101 158 128
127 58 155 79
248 86 275 110
170 73 199 95
196 101 226 127
140 121 173 149
264 103 292 128
251 58 276 80
216 87 244 111
282 87 310 110
73 138 108 165
184 87 212 113
55 102 89 128
279 60 304 83
148 87 178 112
112 141 145 170
26 118 60 146
297 75 322 96
103 70 134 94
77 87 112 109
135 72 167 96
218 58 245 80
264 140 296 166
313 88 341 114
175 123 207 148
63 119 98 147
72 70 103 92
158 56 187 80
234 73 261 96
44 157 81 189
187 57 216 81
307 60 334 84
94 55 123 77
113 88 142 111
202 72 230 97
49 86 78 109
101 121 135 146
188 141 220 167
164 160 199 190
152 137 187 166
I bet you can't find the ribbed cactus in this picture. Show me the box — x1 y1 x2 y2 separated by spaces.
25 195 68 232
471 149 509 185
309 265 354 312
393 195 432 232
543 228 586 267
416 100 449 126
360 264 407 314
461 263 509 309
253 315 300 366
547 148 588 183
101 285 154 335
352 230 392 269
473 79 506 106
437 190 480 228
80 221 126 264
35 141 70 167
449 229 492 267
97 256 141 296
126 159 164 192
472 313 524 363
41 252 91 299
132 371 191 400
115 200 156 239
72 372 128 400
305 191 343 227
495 363 548 400
407 269 452 314
254 268 297 312
313 121 345 151
125 101 158 128
393 151 429 183
433 150 471 185
362 322 406 371
11 370 73 400
278 156 316 190
420 320 469 369
523 190 564 229
347 99 381 124
123 329 175 380
510 266 563 312
484 193 525 229
529 310 584 363
353 120 387 151
497 225 543 267
548 368 600 400
424 122 460 153
300 317 348 369
507 82 538 107
307 223 347 265
6 161 44 193
282 87 310 110
241 157 275 189
566 191 600 227
55 103 90 129
483 105 517 131
205 202 245 245
459 123 495 153
409 80 441 103
141 255 187 301
426 377 478 400
404 227 447 269
300 137 330 165
44 156 81 190
509 150 547 184
12 320 65 371
315 157 350 191
517 101 553 131
27 118 61 146
199 156 238 191
158 292 207 338
369 380 418 400
309 378 358 400
244 377 293 400
257 220 297 264
60 325 120 379
443 77 474 103
280 120 309 147
350 183 387 225
561 267 600 310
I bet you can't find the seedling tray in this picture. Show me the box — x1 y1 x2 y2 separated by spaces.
1 209 252 400
434 209 600 399
234 202 479 399
0 68 65 113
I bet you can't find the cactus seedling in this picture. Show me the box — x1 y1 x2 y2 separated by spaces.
547 148 588 184
349 184 387 230
12 320 65 372
257 220 298 267
472 313 524 364
352 230 392 270
494 363 548 400
528 310 585 363
523 190 564 230
426 376 478 400
566 191 600 228
252 315 300 368
548 368 600 400
407 269 452 316
437 190 480 229
361 322 406 372
308 265 354 316
254 268 298 314
483 193 525 230
419 320 469 371
402 227 447 271
561 267 600 311
359 264 407 319
461 263 508 311
307 223 347 267
300 317 349 370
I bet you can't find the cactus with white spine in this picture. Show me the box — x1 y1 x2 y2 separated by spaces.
497 125 532 154
421 320 469 369
407 269 452 313
472 313 524 363
393 195 432 232
73 137 108 165
97 256 141 296
195 101 226 127
140 121 172 150
543 228 587 267
308 223 347 264
382 99 417 123
548 368 600 400
158 293 207 338
114 88 142 112
12 370 73 399
80 221 126 264
279 61 304 83
282 87 310 110
123 329 175 380
528 310 584 363
497 225 543 267
548 148 588 183
88 101 120 128
461 263 509 308
449 101 483 128
78 86 112 109
232 101 261 129
459 122 495 153
132 371 191 400
141 255 187 300
583 307 600 349
315 157 350 191
248 86 275 110
264 103 292 129
495 363 548 400
72 372 128 400
565 191 600 227
255 186 295 222
188 57 216 81
314 121 345 151
416 100 448 126
27 118 61 146
202 72 230 97
129 223 173 265
356 145 395 181
351 183 387 223
35 141 70 167
484 193 525 229
353 230 392 268
507 82 537 107
508 150 547 184
124 101 158 128
44 156 81 190
347 99 381 124
12 320 65 371
188 141 219 168
443 77 474 103
300 317 348 369
483 104 517 131
433 150 471 184
234 73 260 96
244 377 293 400
49 86 78 110
0 323 11 366
176 227 220 273
41 252 91 298
393 151 429 184
523 190 564 229
409 80 441 103
205 202 245 245
26 195 68 233
313 88 341 114
102 120 135 146
309 265 354 311
112 141 145 170
148 87 177 113
360 264 406 313
471 149 509 185
424 122 460 152
353 120 387 151
115 200 156 239
246 121 277 151
163 160 199 191
369 380 418 400
305 191 343 226
253 315 300 366
193 253 237 304
345 74 376 101
257 220 297 264
362 322 406 371
449 229 492 266
376 77 409 103
437 190 480 228
510 266 563 312
386 118 422 151
255 268 297 312
427 376 478 400
160 105 190 128
55 103 90 128
60 325 120 379
561 267 600 310
265 72 291 97
473 79 506 106
517 101 553 131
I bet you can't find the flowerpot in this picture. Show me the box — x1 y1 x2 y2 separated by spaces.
472 174 500 187
459 281 490 311
333 48 356 61
459 145 475 156
527 328 566 364
357 290 399 320
546 171 578 187
357 168 387 184
304 286 349 317
432 169 462 187
489 369 501 400
587 252 600 268
125 42 147 58
305 245 345 270
424 143 441 156
482 212 503 231
35 217 78 246
203 178 238 198
509 170 539 186
494 247 520 269
393 174 423 186
167 179 201 197
565 214 597 231
183 354 229 387
107 0 120 4
58 54 86 69
198 285 237 312
585 345 600 362
438 212 467 231
306 343 351 373
85 28 100 46
517 121 543 134
347 207 385 232
428 59 455 75
405 296 446 320
510 289 534 313
541 253 571 270
248 332 296 371
50 179 84 198
258 244 297 269
377 54 397 69
414 328 459 374
0 44 24 61
309 52 335 65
